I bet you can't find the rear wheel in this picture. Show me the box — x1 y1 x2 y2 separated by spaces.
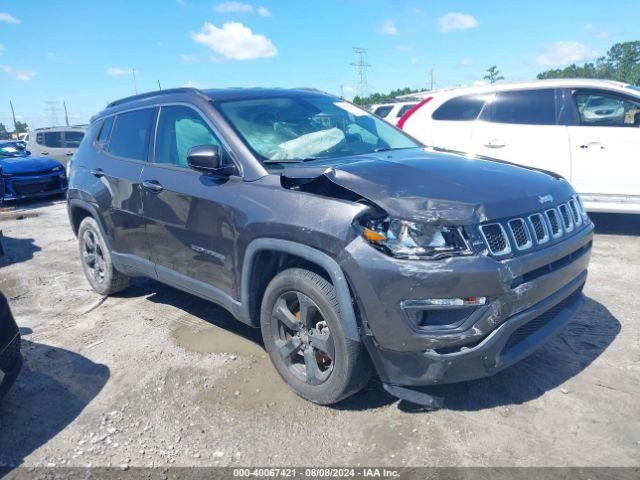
78 216 130 295
260 268 372 405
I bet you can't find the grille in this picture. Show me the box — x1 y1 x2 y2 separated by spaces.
480 223 510 255
13 178 59 196
528 213 549 244
558 204 574 232
480 198 587 257
0 334 21 372
508 218 532 250
568 198 582 226
545 209 562 238
502 289 582 354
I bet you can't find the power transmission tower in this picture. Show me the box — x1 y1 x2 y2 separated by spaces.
350 47 371 98
45 101 62 126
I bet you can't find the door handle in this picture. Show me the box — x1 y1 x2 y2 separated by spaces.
65 151 74 156
142 180 164 193
580 142 604 150
90 168 104 178
484 140 505 149
41 151 49 155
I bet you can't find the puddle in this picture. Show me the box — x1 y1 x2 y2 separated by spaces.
172 324 263 357
199 357 302 411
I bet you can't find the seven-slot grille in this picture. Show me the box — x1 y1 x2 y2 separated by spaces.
480 196 586 256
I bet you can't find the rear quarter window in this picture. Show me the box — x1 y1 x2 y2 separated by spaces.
432 94 487 121
64 131 84 148
397 104 417 117
373 106 393 118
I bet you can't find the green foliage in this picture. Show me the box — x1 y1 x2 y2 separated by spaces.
14 120 28 134
537 41 640 85
353 87 423 106
483 66 504 84
0 123 9 140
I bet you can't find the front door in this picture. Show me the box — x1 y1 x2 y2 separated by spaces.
567 89 640 200
141 104 239 298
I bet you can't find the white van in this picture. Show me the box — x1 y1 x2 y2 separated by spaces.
399 79 640 214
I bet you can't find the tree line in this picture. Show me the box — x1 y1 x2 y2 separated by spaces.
0 121 28 140
352 41 639 106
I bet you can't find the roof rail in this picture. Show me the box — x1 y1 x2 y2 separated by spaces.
106 87 204 108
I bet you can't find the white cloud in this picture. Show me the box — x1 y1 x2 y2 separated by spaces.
214 2 253 13
0 44 4 56
47 52 55 59
180 54 198 62
257 6 271 17
183 80 200 88
191 22 277 60
106 67 132 76
214 2 272 16
459 57 474 66
584 23 593 31
0 12 21 24
597 30 610 38
380 19 398 35
438 12 479 32
0 65 36 80
536 41 598 67
342 85 354 93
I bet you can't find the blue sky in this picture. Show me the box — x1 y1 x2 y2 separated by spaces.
0 0 638 129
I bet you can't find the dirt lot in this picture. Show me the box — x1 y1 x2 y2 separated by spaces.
0 199 638 468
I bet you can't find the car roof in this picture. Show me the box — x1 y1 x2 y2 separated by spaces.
401 78 635 99
32 125 87 132
93 87 336 121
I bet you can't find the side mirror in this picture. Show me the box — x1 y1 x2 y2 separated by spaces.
187 145 234 176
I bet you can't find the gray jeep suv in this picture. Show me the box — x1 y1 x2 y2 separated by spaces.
67 88 593 405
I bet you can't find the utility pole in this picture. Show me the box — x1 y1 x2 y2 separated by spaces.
132 68 138 94
340 85 344 98
9 101 18 134
157 80 162 91
429 69 435 91
63 101 70 126
350 47 371 99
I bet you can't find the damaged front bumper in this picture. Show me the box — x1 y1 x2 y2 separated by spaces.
338 221 593 386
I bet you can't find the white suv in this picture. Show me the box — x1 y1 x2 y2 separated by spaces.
399 79 640 214
371 101 419 126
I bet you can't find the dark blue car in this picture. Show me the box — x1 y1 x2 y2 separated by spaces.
0 141 67 202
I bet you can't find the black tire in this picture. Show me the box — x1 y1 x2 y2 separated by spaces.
78 216 130 295
260 268 372 405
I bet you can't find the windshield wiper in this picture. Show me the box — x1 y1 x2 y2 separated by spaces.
263 157 319 164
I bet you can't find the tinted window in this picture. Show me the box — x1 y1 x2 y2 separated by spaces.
433 94 487 121
43 131 63 148
155 106 222 167
481 89 557 125
373 106 393 118
397 104 417 117
36 132 44 145
107 109 155 161
64 131 84 148
574 91 640 127
96 117 114 148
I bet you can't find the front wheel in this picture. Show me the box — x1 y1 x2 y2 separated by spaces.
260 268 372 405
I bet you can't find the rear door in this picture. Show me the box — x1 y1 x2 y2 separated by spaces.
62 130 85 166
470 89 572 178
141 104 239 297
97 108 156 263
567 89 640 199
32 131 68 164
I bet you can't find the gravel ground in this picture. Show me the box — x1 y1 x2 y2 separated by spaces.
0 199 638 468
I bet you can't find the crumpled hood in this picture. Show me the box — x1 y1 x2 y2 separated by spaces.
0 156 63 175
282 149 574 224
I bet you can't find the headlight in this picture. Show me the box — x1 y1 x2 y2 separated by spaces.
360 217 472 260
575 194 589 221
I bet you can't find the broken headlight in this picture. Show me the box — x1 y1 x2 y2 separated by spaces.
360 217 472 260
